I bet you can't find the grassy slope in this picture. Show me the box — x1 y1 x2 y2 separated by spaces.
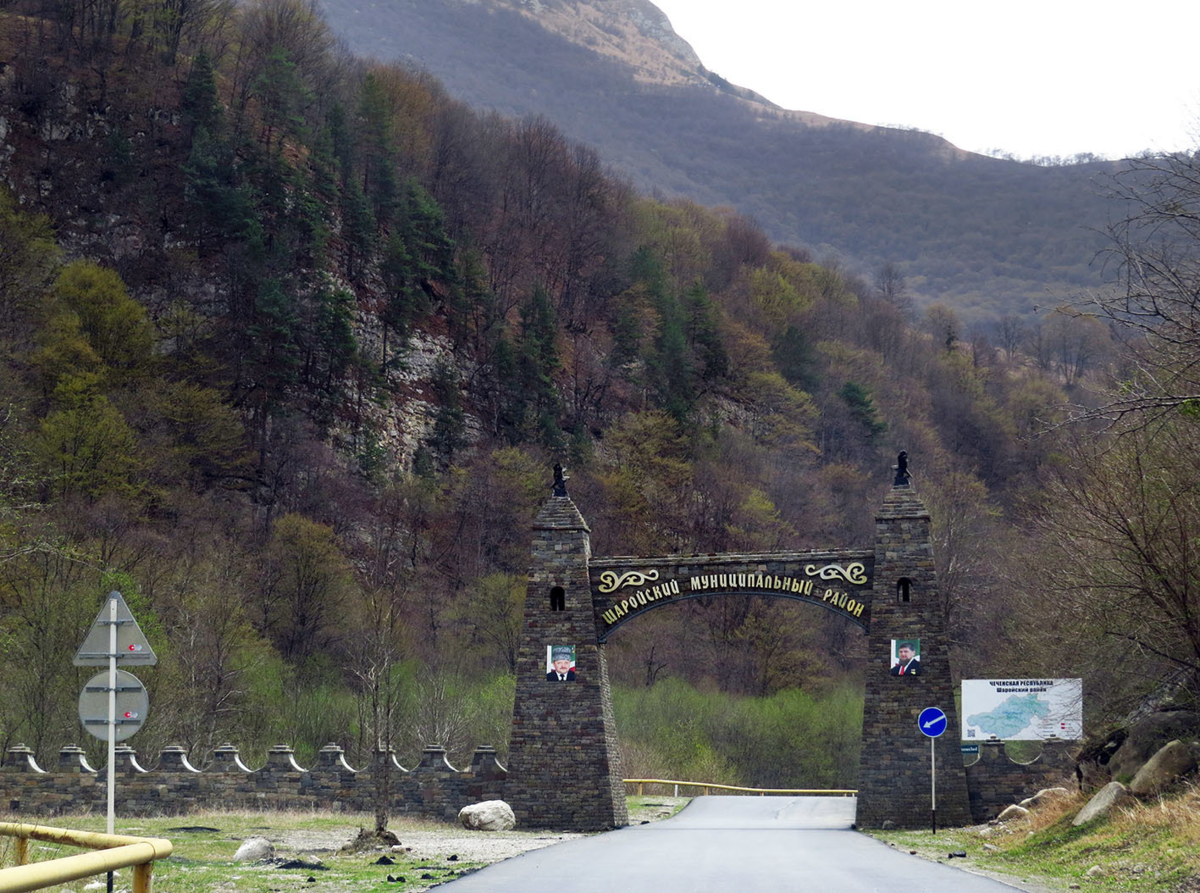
1 812 513 892
873 783 1200 892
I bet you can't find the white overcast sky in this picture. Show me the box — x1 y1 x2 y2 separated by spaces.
649 0 1200 160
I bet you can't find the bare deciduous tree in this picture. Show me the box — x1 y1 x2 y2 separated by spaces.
1074 150 1200 424
1031 421 1200 677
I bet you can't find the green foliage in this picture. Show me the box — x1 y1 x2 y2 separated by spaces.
0 550 99 754
839 380 887 443
378 183 456 363
32 393 143 501
495 287 562 447
29 315 104 400
624 247 729 423
389 666 516 764
184 126 261 254
773 324 820 390
644 289 695 421
615 677 862 788
340 176 376 281
454 573 524 673
597 411 694 554
0 187 59 328
51 261 154 380
357 72 399 225
742 266 802 329
146 548 279 756
142 380 248 489
301 285 360 422
251 47 312 154
101 127 135 186
181 51 223 136
424 359 466 467
257 512 356 671
272 681 360 765
244 278 302 415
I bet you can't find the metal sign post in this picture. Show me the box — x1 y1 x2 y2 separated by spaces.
73 591 156 893
918 706 947 834
107 595 116 837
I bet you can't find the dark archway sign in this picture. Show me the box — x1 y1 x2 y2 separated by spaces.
505 457 973 832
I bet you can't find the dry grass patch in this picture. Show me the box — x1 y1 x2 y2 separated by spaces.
871 781 1200 891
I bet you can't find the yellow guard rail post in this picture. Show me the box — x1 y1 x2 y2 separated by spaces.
0 823 173 893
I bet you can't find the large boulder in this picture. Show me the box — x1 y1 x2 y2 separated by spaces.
233 836 276 862
995 804 1030 823
1072 782 1131 826
1018 787 1071 810
1129 740 1197 795
459 800 516 831
1107 710 1200 781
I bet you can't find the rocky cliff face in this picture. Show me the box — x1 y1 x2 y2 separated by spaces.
495 0 704 86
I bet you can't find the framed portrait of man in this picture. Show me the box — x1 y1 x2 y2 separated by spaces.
546 645 576 682
890 639 921 676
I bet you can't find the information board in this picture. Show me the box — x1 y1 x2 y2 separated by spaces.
961 678 1082 741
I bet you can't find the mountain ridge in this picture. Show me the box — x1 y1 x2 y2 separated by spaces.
317 0 1119 320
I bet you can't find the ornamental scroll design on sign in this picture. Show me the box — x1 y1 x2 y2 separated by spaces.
597 569 660 594
805 562 868 586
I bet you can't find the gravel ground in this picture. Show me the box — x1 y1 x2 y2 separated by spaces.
280 827 585 864
277 798 687 867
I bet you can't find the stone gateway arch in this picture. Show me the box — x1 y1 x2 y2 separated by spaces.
505 460 973 831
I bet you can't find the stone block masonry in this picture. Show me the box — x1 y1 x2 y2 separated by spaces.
964 740 1078 822
1 742 507 821
856 483 973 828
2 739 1077 826
505 495 628 831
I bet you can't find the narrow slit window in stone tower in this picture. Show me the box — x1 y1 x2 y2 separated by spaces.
549 586 565 611
897 578 912 603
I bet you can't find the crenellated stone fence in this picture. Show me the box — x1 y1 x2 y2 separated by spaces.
1 742 507 823
963 739 1078 822
2 738 1074 826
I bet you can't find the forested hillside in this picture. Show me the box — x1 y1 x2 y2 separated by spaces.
0 0 1196 790
314 0 1122 321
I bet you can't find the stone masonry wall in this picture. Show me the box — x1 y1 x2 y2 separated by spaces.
964 741 1078 823
1 743 506 822
504 495 627 831
857 483 973 828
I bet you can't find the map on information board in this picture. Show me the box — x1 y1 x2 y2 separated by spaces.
961 679 1082 741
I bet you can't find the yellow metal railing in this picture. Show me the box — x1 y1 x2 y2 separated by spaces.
0 823 173 893
624 778 857 797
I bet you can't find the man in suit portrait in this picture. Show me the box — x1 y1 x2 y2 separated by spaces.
890 640 921 676
546 645 576 681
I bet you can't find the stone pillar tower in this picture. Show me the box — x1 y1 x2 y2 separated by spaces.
505 474 627 830
857 461 972 828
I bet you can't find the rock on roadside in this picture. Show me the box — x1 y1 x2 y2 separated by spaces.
1129 740 1197 795
234 836 276 862
1018 787 1071 810
995 804 1030 823
459 800 516 832
1072 782 1131 827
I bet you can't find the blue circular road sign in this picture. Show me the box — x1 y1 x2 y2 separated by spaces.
918 706 948 738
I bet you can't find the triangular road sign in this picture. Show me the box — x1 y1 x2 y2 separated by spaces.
73 591 158 666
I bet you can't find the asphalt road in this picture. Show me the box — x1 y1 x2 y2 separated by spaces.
438 796 1022 892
